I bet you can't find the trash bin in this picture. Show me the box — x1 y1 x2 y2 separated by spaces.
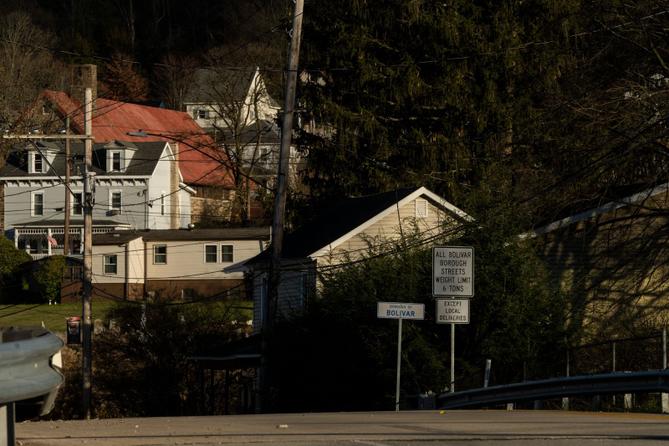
66 316 81 345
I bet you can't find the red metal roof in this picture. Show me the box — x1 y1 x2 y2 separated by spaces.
42 90 234 187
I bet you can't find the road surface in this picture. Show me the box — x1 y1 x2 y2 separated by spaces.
16 410 669 445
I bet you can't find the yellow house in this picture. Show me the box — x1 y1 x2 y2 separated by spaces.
525 183 669 340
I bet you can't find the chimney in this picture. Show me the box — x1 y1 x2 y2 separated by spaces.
69 64 97 110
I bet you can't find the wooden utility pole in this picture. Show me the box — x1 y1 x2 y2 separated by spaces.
82 87 94 420
259 0 304 412
63 117 71 256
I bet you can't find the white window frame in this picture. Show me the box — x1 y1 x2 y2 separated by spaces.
221 244 234 263
103 254 118 275
204 244 218 263
110 151 123 172
109 190 122 213
160 192 166 216
153 244 167 264
32 153 44 173
71 191 83 216
31 191 44 216
415 198 428 218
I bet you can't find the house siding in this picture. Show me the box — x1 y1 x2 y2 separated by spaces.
3 179 147 230
536 191 669 340
144 239 266 280
318 197 452 266
146 146 174 229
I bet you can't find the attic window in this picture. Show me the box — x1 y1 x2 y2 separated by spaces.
33 153 44 173
111 151 123 172
195 109 209 119
415 199 428 218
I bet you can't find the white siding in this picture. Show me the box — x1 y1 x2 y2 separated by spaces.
145 239 265 280
147 145 173 229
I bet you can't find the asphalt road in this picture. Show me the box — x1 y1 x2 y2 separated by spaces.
15 410 669 446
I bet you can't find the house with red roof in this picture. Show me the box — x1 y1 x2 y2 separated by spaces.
36 88 237 224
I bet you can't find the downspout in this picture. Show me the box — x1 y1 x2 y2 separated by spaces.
124 242 129 299
143 239 148 298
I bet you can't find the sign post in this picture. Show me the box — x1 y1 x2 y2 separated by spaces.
377 302 425 411
433 246 474 394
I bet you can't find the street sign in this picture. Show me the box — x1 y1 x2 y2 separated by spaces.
436 298 470 324
433 246 474 297
377 302 425 320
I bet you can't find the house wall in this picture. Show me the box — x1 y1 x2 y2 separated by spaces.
536 192 669 340
3 178 148 230
317 197 454 267
92 237 145 299
251 259 316 333
144 238 266 281
146 146 175 229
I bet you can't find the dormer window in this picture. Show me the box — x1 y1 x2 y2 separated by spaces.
33 153 44 173
111 151 122 172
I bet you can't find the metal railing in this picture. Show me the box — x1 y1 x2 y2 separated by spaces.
437 370 669 409
0 328 63 446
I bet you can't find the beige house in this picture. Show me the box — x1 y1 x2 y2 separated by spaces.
92 227 270 301
229 186 472 332
525 182 669 341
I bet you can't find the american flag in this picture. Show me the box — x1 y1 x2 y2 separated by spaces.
47 235 58 247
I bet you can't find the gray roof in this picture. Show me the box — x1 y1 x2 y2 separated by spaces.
0 141 167 178
184 68 257 104
218 120 280 146
93 227 270 245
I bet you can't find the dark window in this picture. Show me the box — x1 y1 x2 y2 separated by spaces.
73 192 83 215
154 245 167 264
221 245 233 262
34 154 43 173
104 255 117 275
111 192 122 212
112 152 122 171
33 193 44 216
205 245 217 263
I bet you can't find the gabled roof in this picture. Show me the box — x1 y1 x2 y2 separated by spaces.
237 187 470 269
184 67 280 109
41 90 234 187
523 182 669 238
0 141 168 178
300 186 471 258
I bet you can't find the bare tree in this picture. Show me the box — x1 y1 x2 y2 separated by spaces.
154 54 199 111
0 11 64 130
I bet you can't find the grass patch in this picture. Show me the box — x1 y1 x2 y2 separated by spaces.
0 301 116 332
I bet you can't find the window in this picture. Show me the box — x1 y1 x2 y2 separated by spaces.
160 193 166 216
204 245 218 263
221 245 233 262
72 192 83 215
197 109 208 119
111 151 122 171
415 199 428 218
154 244 167 264
33 154 43 173
103 255 117 275
110 191 122 212
32 192 44 216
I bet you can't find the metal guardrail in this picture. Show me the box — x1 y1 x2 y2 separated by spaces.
0 328 64 413
437 370 669 409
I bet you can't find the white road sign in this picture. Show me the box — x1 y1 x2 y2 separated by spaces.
436 298 470 324
377 302 425 320
433 246 474 297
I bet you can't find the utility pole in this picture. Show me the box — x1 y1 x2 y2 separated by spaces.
63 117 71 256
259 0 304 413
82 88 94 420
